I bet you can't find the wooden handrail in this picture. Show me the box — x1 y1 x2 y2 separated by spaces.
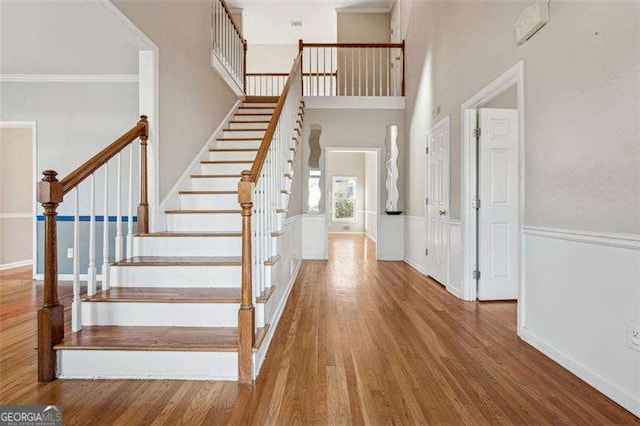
36 115 150 382
249 52 302 182
247 72 338 77
218 0 244 41
61 117 148 195
301 42 404 48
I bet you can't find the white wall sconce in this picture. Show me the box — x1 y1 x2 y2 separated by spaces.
515 0 550 45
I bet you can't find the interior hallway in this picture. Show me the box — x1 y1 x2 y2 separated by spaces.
0 236 637 424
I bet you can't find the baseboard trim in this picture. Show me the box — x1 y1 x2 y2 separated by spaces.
0 259 32 271
365 232 377 242
520 327 639 418
403 258 426 275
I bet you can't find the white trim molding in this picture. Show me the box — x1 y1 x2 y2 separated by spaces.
523 226 640 250
304 96 405 110
0 213 31 219
0 74 138 83
0 259 33 271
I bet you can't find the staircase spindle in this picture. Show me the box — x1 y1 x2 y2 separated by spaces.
127 144 134 257
102 165 110 291
72 186 81 332
138 115 149 233
88 173 97 296
115 152 123 261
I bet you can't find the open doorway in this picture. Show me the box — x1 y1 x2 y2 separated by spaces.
0 122 37 273
461 62 524 329
325 149 380 260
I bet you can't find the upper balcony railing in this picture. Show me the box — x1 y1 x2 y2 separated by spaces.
246 40 404 97
212 0 247 92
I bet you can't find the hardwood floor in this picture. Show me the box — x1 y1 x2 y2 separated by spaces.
1 236 638 425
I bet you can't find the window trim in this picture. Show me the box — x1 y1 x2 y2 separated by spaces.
331 175 358 222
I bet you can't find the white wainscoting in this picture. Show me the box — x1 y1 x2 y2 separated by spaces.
302 214 327 260
447 220 463 298
521 226 640 417
404 215 426 274
378 214 405 260
365 211 377 242
255 214 303 375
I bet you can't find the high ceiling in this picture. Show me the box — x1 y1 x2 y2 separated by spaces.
227 0 393 45
0 1 148 74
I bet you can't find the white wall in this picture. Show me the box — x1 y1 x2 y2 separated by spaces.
0 1 145 74
327 152 366 233
402 0 640 414
113 0 238 202
364 151 377 241
247 44 298 74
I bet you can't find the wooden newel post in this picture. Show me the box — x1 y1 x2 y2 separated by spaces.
137 115 150 234
238 170 255 385
298 39 304 95
37 170 64 382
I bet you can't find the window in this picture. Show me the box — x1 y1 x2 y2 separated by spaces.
331 176 357 221
308 169 322 213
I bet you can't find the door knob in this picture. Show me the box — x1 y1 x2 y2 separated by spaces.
439 210 447 216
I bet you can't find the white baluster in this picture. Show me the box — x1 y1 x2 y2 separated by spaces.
127 144 134 258
366 48 369 96
87 173 97 296
102 165 110 291
71 186 81 332
387 47 390 96
115 152 123 261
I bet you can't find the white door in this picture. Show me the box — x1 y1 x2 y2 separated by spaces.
477 108 519 300
390 4 402 96
426 117 450 285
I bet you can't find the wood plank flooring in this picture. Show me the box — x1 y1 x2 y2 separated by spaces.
1 235 638 425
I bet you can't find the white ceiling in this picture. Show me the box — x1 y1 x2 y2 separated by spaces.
0 1 149 74
228 0 392 45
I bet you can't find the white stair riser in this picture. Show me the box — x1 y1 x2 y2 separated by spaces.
281 193 290 208
80 302 264 328
57 350 239 380
222 130 265 139
167 213 241 232
201 162 252 174
216 140 261 149
238 108 274 115
283 178 292 192
110 265 241 287
243 103 276 108
81 302 240 327
191 177 239 191
180 193 239 210
228 122 269 130
233 115 272 122
134 236 241 257
209 150 256 161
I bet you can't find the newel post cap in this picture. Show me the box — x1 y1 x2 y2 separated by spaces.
37 170 63 204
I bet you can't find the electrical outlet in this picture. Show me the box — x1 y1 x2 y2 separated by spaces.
343 225 350 231
626 323 640 353
67 248 74 259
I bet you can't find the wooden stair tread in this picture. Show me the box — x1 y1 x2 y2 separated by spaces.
82 287 241 303
111 256 241 266
190 174 241 178
165 209 241 214
135 231 241 237
216 137 263 141
256 286 276 303
55 326 239 352
229 120 271 124
244 96 278 103
234 113 272 116
224 128 267 132
238 106 275 110
264 255 281 266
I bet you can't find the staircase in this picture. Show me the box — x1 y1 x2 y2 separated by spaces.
51 96 304 380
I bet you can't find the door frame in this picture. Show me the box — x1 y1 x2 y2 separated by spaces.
324 147 382 260
460 61 525 329
425 115 450 285
0 121 37 276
